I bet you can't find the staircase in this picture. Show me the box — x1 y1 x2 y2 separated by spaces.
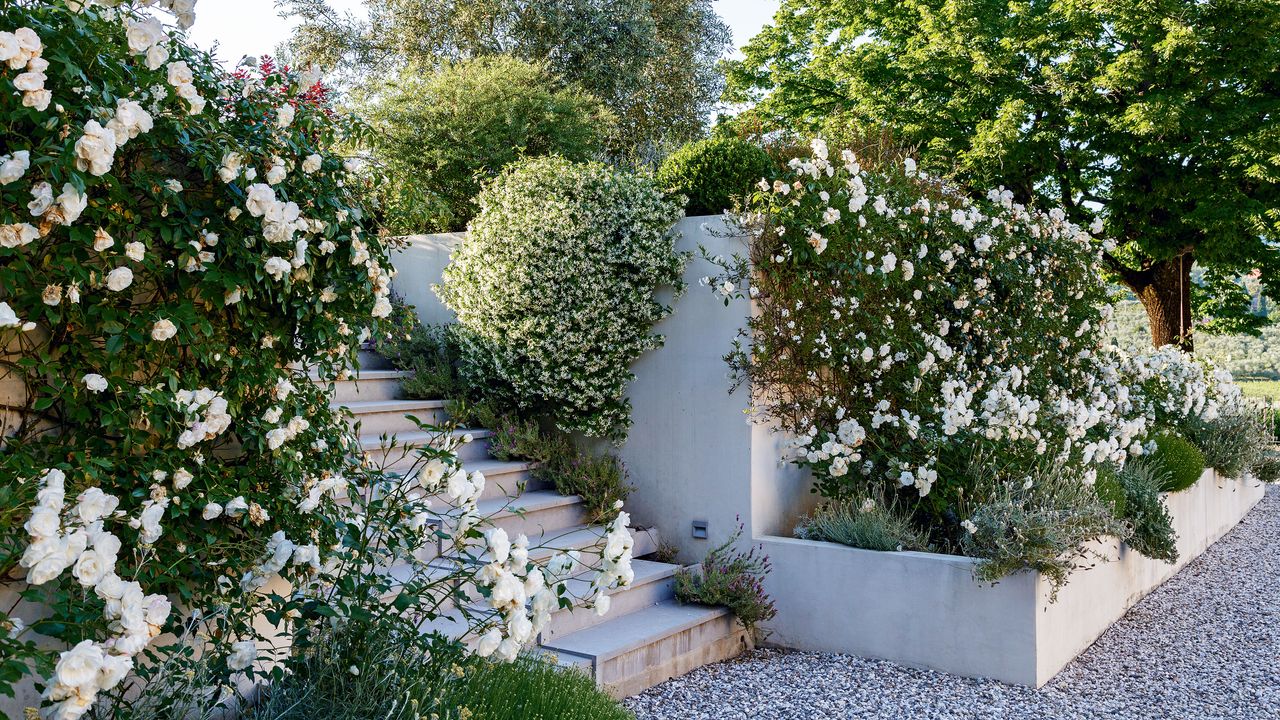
329 369 751 698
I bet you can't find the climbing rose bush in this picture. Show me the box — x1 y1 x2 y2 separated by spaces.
0 1 398 715
0 5 637 719
439 156 686 442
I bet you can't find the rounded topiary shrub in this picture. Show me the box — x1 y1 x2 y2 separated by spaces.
656 136 774 216
1150 433 1207 492
438 157 685 441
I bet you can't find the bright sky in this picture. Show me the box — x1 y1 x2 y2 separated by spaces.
190 0 781 68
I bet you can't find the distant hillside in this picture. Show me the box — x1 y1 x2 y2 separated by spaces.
1108 301 1280 379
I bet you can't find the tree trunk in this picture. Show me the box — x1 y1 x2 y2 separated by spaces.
1134 255 1194 351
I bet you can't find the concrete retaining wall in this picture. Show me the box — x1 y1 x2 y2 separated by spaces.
757 469 1265 687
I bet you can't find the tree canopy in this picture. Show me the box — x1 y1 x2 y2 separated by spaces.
278 0 732 164
361 55 613 233
725 0 1280 348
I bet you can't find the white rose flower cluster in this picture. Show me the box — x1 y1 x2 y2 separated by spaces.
174 387 232 449
1 26 50 111
716 138 1127 504
17 469 171 720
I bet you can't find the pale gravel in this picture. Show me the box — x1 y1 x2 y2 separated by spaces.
625 485 1280 720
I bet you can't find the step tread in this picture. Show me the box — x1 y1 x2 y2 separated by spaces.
468 489 583 520
336 398 448 413
359 427 492 449
557 559 677 599
539 601 733 662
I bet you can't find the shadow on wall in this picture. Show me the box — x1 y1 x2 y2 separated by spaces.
389 216 814 564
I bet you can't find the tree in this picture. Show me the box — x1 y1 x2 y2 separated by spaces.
361 55 613 232
724 0 1280 349
278 0 732 163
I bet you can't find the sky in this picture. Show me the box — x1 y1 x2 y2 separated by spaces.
190 0 781 68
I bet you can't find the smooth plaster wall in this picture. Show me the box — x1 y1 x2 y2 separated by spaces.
389 217 813 562
757 470 1265 687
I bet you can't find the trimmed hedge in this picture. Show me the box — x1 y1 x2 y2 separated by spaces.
656 136 773 215
1150 433 1207 492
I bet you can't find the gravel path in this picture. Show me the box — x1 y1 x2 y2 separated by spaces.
626 485 1280 720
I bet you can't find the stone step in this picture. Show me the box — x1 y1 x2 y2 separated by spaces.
464 490 588 540
338 399 449 434
327 370 411 403
540 560 679 644
360 428 493 469
539 601 752 699
469 524 660 568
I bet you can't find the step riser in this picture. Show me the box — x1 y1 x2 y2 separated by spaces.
346 409 450 435
372 436 492 470
600 627 752 699
541 576 675 643
489 501 588 540
331 378 404 403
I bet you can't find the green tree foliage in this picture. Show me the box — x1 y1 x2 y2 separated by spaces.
279 0 732 163
360 56 613 232
724 0 1280 349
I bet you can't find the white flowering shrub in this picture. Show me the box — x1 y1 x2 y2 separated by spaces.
0 5 637 717
708 139 1120 522
707 138 1258 575
438 156 685 442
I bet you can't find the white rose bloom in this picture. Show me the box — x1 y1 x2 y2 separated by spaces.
166 60 193 87
105 266 133 292
28 181 53 216
475 628 502 658
97 653 133 691
145 42 169 71
371 296 392 318
125 17 165 54
0 222 38 248
74 120 118 177
172 468 193 490
124 241 147 262
54 639 105 690
93 228 114 251
263 256 291 281
0 32 18 63
276 103 295 128
72 548 110 587
55 184 88 225
202 502 223 520
244 183 276 217
150 319 177 341
82 373 108 393
227 640 256 671
0 149 29 184
266 160 287 185
74 488 118 525
224 496 248 517
0 302 22 327
302 153 322 173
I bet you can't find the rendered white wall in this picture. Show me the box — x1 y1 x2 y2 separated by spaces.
757 470 1265 687
392 232 465 326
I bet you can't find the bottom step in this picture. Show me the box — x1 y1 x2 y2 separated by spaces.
539 601 752 699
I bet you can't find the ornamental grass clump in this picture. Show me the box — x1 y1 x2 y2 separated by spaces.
795 494 929 552
675 523 776 633
438 156 686 443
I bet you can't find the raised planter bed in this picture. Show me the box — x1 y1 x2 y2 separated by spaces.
756 469 1265 687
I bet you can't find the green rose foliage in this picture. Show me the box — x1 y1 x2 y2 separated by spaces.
438 156 685 442
0 0 391 709
656 136 775 216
